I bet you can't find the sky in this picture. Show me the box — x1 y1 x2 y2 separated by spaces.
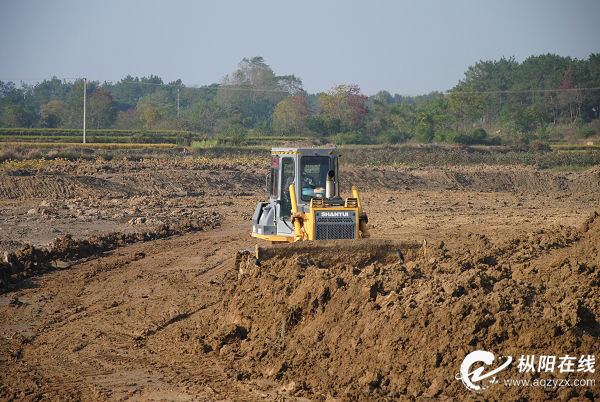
1 0 599 96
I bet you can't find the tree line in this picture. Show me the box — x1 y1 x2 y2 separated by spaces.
1 54 599 146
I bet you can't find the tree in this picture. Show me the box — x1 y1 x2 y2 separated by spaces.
227 57 275 87
40 100 67 128
446 91 487 129
217 57 303 128
63 79 98 128
134 89 179 129
371 90 394 106
182 84 219 105
218 57 278 114
273 95 312 135
1 104 36 127
556 70 585 123
500 103 550 143
140 106 160 129
224 123 247 145
137 91 175 114
454 57 518 122
448 53 600 128
388 104 417 139
584 53 600 120
115 109 142 130
88 88 117 128
184 100 220 133
318 84 368 132
414 110 435 142
108 75 143 111
306 115 341 137
140 75 164 97
366 91 392 140
273 75 304 96
0 81 19 98
32 77 70 109
253 119 274 136
0 81 29 126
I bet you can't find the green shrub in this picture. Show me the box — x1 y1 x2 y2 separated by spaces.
433 131 446 143
191 139 219 148
176 132 194 146
224 124 247 146
471 128 488 143
333 131 368 145
414 123 434 143
378 129 405 144
446 131 467 144
577 123 597 138
253 119 275 136
487 135 503 146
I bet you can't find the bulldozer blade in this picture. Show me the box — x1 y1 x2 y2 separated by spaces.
236 239 423 275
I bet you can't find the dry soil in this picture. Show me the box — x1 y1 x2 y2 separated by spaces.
1 159 599 401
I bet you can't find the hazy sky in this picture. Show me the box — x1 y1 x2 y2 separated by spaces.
1 0 599 96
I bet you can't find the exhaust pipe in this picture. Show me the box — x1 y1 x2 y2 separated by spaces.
326 170 335 199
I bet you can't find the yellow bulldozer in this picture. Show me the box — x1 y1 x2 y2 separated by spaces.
236 147 422 271
251 147 369 243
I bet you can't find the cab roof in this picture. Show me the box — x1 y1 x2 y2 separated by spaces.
271 147 340 156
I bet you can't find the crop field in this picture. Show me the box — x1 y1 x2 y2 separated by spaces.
0 147 599 400
0 128 311 147
3 141 600 170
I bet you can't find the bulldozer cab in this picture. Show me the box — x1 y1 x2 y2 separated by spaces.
266 148 340 237
253 147 371 243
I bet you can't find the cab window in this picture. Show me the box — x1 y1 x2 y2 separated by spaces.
269 156 278 199
280 157 295 219
300 156 330 201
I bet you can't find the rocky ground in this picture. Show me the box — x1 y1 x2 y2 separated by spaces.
1 159 599 401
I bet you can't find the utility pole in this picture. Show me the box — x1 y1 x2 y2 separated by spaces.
177 88 180 118
83 78 87 144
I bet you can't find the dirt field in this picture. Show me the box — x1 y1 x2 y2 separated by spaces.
1 159 599 401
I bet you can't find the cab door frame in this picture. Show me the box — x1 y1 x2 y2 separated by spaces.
276 155 296 235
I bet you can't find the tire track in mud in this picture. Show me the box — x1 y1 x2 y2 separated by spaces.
0 220 268 401
4 162 598 203
0 174 77 199
342 164 600 194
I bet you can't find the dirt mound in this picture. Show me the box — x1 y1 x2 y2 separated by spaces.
208 212 600 400
0 160 264 200
2 161 599 202
0 159 260 256
342 165 600 194
0 211 221 292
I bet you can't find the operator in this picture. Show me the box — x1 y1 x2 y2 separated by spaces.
302 172 316 189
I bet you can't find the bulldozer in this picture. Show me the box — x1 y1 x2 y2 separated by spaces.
235 147 423 276
237 147 423 272
251 147 369 242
